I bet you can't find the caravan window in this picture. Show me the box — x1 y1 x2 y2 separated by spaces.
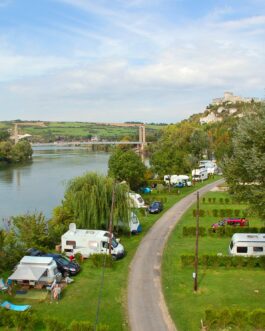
253 247 263 252
236 246 248 253
66 240 76 247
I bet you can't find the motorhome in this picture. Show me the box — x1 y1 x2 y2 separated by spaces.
164 175 192 187
191 167 208 181
129 192 145 208
8 256 62 286
199 160 218 175
229 233 265 257
61 223 125 259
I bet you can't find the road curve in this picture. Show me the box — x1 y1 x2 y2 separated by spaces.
128 179 224 331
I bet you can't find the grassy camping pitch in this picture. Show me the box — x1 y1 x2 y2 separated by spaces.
162 190 265 331
0 179 218 330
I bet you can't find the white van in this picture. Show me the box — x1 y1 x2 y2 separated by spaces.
8 256 62 286
129 192 145 208
229 233 265 256
61 223 125 259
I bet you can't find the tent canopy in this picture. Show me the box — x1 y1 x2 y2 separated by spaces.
8 266 47 281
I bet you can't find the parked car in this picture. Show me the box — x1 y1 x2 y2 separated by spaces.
27 248 81 276
43 253 81 276
212 218 249 231
148 201 163 214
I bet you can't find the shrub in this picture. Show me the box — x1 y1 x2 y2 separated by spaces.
11 311 37 331
70 320 93 331
74 252 84 265
219 197 224 204
234 209 241 217
208 197 212 203
192 209 197 217
212 209 218 217
219 209 226 217
224 198 230 204
202 197 206 203
212 197 216 204
182 227 206 237
226 209 232 217
249 309 265 329
45 318 68 331
180 255 194 266
90 253 114 268
199 209 205 217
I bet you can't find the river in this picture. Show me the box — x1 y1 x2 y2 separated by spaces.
0 146 110 222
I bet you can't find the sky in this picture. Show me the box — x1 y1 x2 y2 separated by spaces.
0 0 264 123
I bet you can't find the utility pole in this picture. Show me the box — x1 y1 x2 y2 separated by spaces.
194 191 200 292
108 184 116 255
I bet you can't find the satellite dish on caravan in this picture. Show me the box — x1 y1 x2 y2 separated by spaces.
69 223 77 233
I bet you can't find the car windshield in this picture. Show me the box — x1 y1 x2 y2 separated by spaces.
152 202 160 208
58 257 70 266
112 238 118 248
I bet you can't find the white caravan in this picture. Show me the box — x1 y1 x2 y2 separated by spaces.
8 256 62 286
229 233 265 257
61 223 125 259
129 192 145 208
192 167 208 181
129 212 142 234
199 160 218 175
164 175 192 186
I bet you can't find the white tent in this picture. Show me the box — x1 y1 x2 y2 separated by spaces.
8 266 46 281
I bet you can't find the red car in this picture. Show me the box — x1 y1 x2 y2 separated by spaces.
211 218 249 230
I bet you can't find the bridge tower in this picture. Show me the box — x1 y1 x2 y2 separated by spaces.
138 125 146 155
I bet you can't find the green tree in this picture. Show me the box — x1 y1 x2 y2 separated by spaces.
55 172 130 229
150 122 196 176
12 212 49 249
108 148 146 190
0 129 10 141
223 106 265 218
11 140 33 162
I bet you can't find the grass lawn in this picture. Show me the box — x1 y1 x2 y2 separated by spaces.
0 178 219 330
162 189 265 331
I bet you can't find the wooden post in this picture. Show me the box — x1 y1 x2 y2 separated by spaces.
108 184 116 255
194 191 199 292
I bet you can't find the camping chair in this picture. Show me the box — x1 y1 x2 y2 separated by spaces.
0 278 8 292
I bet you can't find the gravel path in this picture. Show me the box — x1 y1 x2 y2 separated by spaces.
128 179 224 331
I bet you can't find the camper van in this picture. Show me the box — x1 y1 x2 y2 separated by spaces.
192 167 208 181
229 233 265 257
8 256 62 286
61 223 125 259
164 175 192 187
129 192 145 208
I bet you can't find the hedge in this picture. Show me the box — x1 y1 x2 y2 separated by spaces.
180 255 265 268
0 309 109 331
192 209 245 218
182 226 206 237
182 226 264 237
203 308 265 330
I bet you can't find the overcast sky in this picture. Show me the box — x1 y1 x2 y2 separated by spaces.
0 0 264 123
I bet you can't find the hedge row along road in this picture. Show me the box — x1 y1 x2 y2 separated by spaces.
128 179 225 331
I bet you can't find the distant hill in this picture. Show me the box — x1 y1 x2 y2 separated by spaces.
189 92 264 125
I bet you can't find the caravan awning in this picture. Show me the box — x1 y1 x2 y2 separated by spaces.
8 266 47 281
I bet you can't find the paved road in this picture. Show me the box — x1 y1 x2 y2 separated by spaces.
128 179 224 331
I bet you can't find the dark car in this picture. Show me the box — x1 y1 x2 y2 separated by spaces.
43 253 80 276
148 201 163 214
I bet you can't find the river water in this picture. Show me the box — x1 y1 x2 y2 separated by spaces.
0 147 110 222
